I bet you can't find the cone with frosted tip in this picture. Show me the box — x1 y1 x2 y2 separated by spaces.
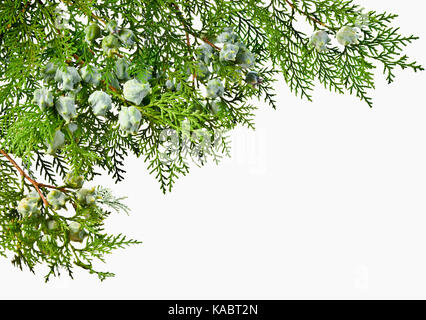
32 87 54 111
47 190 67 210
220 43 240 62
336 26 360 46
217 27 238 43
55 66 81 91
115 58 131 81
55 96 77 123
42 62 58 82
235 47 255 69
17 192 41 218
207 79 225 99
119 106 142 135
46 130 65 155
165 79 176 91
123 79 151 105
88 91 112 117
196 43 214 65
80 65 102 87
309 30 330 52
106 20 119 34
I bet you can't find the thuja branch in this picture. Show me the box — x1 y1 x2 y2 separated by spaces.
0 149 49 206
0 0 421 281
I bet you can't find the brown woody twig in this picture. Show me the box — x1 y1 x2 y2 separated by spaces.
0 150 49 207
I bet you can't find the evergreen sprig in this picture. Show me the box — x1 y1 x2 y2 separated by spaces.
0 0 422 281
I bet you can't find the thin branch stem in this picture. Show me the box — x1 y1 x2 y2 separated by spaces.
285 0 332 30
170 2 221 51
172 3 195 81
0 149 49 207
201 37 221 51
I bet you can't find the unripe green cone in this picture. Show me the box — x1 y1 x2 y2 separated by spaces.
102 35 120 57
64 172 84 189
47 219 59 231
76 188 97 207
118 29 135 47
85 23 101 42
46 190 67 210
106 20 119 34
17 195 41 218
68 221 87 242
245 71 260 85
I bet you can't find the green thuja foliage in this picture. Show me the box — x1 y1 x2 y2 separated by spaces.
0 0 422 281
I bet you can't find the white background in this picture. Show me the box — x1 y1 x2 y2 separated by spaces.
1 0 426 299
